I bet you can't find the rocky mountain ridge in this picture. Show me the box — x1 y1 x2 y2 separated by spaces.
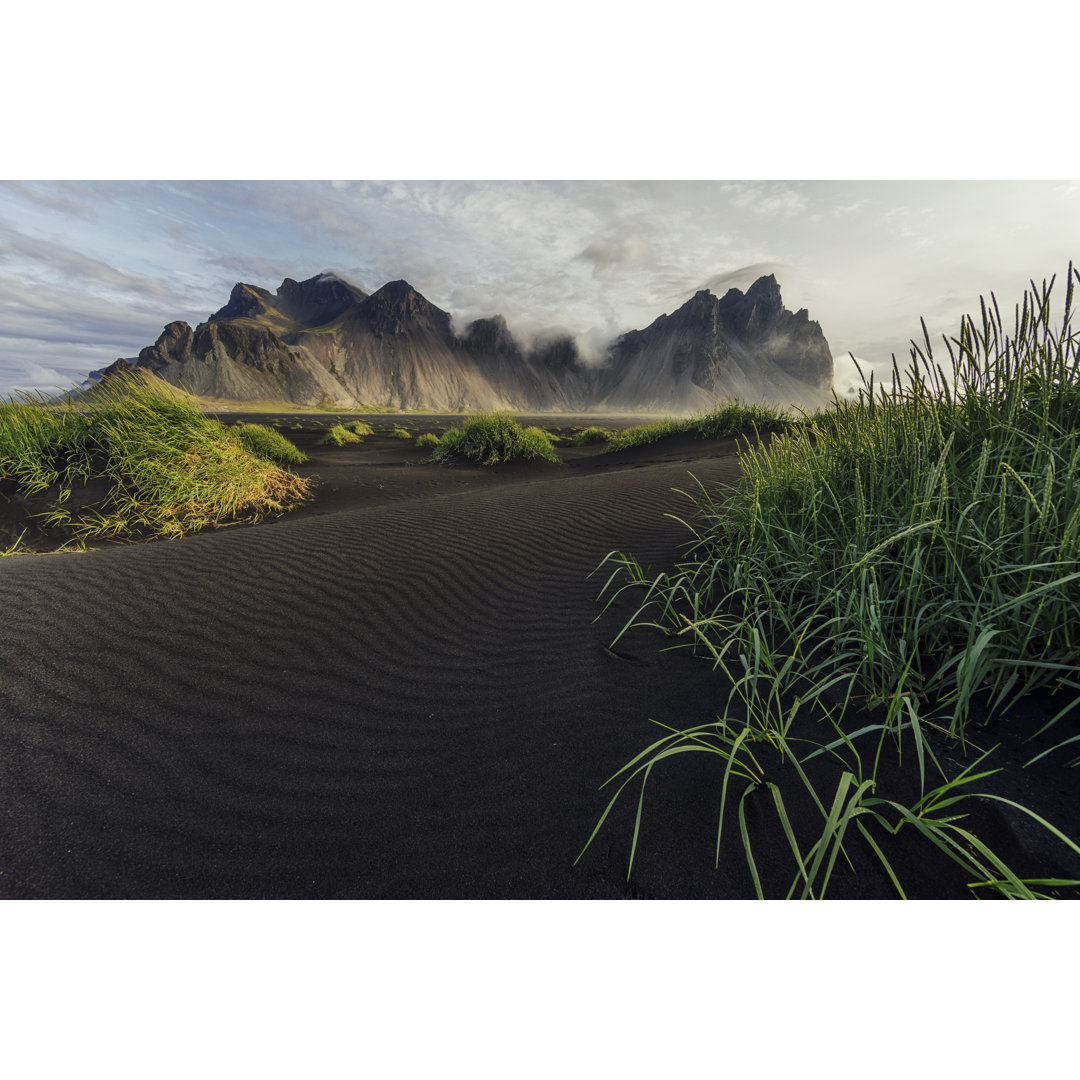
97 272 834 411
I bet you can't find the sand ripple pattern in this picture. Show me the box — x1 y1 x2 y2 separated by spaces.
0 454 744 898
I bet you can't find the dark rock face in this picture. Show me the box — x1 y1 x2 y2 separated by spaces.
715 275 833 390
464 314 522 362
595 275 833 410
137 320 295 376
274 274 367 325
353 280 456 343
530 334 583 373
209 284 275 323
137 320 196 369
96 272 834 411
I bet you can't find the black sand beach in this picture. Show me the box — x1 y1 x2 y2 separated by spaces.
2 415 1078 899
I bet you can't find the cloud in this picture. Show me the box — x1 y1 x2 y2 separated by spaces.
880 205 938 248
0 220 188 309
1 181 99 220
575 235 650 271
702 263 787 296
206 253 306 289
719 182 809 216
0 272 194 358
0 335 129 397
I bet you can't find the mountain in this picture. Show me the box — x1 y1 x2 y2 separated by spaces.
96 271 833 411
594 275 833 411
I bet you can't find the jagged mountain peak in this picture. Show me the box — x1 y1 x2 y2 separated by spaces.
716 275 786 339
98 270 834 411
209 282 275 322
358 279 454 340
670 288 722 326
277 271 363 297
597 273 834 408
530 333 583 371
366 279 426 305
273 272 367 325
745 273 781 299
464 314 521 357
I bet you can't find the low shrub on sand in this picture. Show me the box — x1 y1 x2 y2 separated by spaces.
605 400 796 451
235 423 308 465
319 424 362 446
583 267 1080 898
571 426 615 446
426 412 561 465
0 370 312 545
415 432 441 449
347 421 374 436
390 426 412 439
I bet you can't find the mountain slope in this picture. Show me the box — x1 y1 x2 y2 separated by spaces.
97 271 834 411
594 276 834 411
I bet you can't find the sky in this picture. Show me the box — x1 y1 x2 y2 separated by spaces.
2 178 1078 399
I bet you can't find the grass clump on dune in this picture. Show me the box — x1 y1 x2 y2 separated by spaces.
415 432 441 449
347 420 374 437
571 426 615 445
319 423 362 446
603 418 686 450
582 267 1080 898
0 395 96 494
604 399 795 451
426 412 561 465
234 423 308 465
0 370 312 545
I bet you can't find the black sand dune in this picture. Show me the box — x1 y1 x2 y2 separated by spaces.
2 416 1078 899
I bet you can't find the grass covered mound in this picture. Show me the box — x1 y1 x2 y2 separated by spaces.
604 399 796 451
571 426 615 446
585 267 1080 898
235 423 308 465
319 424 362 446
0 371 312 549
426 412 561 465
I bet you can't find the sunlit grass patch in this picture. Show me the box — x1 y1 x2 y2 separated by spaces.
0 370 312 546
319 424 362 446
571 426 615 445
604 418 686 450
234 423 308 465
604 400 796 451
426 412 561 465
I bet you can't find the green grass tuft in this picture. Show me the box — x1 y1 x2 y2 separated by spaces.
234 423 308 465
319 424 362 446
0 370 312 546
426 412 561 465
347 421 374 436
415 432 441 449
571 426 615 445
604 400 796 451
